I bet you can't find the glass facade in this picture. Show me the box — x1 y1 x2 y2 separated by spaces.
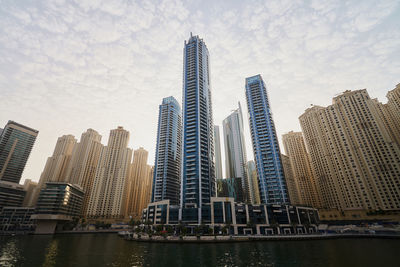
222 102 250 202
181 34 216 220
245 75 289 204
152 96 182 205
0 121 38 184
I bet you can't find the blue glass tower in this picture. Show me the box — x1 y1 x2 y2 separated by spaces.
152 96 182 206
245 75 289 204
181 34 216 220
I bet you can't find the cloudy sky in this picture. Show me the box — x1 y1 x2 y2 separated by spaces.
0 0 399 183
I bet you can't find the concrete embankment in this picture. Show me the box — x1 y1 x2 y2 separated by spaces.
123 233 400 243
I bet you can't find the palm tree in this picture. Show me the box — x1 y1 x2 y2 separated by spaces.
290 221 298 235
270 219 279 235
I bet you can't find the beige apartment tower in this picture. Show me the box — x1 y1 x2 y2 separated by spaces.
281 154 301 205
34 135 77 203
86 127 132 220
299 88 400 211
125 147 153 219
65 129 103 216
22 179 38 207
282 131 321 208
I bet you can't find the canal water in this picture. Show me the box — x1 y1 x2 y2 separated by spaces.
0 234 399 266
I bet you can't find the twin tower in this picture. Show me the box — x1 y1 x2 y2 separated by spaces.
151 34 288 223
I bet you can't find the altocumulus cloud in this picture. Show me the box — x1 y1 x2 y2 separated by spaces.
0 0 399 182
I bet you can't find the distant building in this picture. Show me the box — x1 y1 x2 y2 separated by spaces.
223 102 250 202
125 147 152 219
281 154 300 205
0 180 26 209
152 97 182 206
282 131 321 208
247 160 260 204
214 125 223 180
245 75 288 204
181 33 215 223
22 179 38 207
0 120 38 184
86 127 132 220
217 178 244 203
32 182 83 234
299 89 400 210
64 129 103 216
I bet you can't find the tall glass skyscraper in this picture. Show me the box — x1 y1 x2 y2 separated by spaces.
152 96 182 206
181 34 216 217
0 121 38 184
245 75 289 204
222 102 250 202
213 125 223 180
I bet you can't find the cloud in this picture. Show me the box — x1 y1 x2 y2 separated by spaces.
0 0 398 182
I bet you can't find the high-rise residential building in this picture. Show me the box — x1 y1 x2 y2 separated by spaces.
223 102 250 202
125 147 152 219
374 84 400 146
299 89 400 210
87 127 132 219
0 121 38 184
151 97 182 206
214 125 223 180
36 135 77 202
245 74 288 204
64 129 103 216
281 154 300 205
246 160 260 204
282 131 321 208
181 34 216 219
22 179 38 207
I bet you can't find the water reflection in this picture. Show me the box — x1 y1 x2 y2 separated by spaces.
0 238 20 267
0 234 399 267
43 239 58 267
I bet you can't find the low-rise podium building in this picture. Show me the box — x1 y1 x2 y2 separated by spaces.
31 182 83 234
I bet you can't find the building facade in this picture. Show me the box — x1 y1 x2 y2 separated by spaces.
152 97 182 206
0 181 25 209
32 182 84 234
281 154 300 205
181 34 216 222
245 75 288 204
282 131 321 207
22 179 38 207
299 89 400 210
143 198 319 235
64 129 103 216
125 147 152 219
214 125 223 180
247 160 260 204
0 121 38 184
87 127 132 219
216 178 244 203
223 102 250 202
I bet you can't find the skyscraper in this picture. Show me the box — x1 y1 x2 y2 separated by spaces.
246 160 260 204
65 129 103 216
281 154 300 205
181 34 216 219
282 131 321 208
223 102 250 202
214 125 223 180
0 121 38 184
36 134 77 199
125 147 152 219
87 127 132 219
299 89 400 210
151 97 182 206
245 74 288 204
